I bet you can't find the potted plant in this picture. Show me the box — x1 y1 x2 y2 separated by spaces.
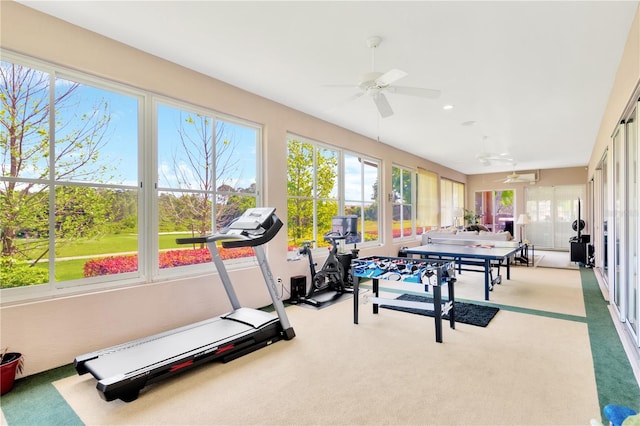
1 348 23 395
463 209 479 226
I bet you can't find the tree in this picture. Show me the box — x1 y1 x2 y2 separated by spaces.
0 62 113 259
286 139 338 245
157 113 256 237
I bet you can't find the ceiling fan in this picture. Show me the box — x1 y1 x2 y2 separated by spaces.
476 151 515 166
330 36 441 118
475 136 515 166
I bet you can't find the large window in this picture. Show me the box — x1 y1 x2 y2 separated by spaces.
287 135 380 250
416 169 439 233
156 102 260 273
441 179 465 228
1 58 140 294
392 165 414 239
0 52 262 302
344 153 379 243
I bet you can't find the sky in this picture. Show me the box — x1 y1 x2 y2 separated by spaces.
53 81 258 190
4 64 369 200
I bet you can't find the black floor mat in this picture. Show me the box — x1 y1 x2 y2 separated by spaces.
381 293 499 327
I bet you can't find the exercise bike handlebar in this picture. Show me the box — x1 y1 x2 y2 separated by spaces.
323 231 348 241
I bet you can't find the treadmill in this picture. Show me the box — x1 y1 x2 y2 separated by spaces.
74 207 295 402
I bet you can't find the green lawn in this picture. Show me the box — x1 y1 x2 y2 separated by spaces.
16 233 196 259
32 259 87 281
17 225 382 282
20 233 197 282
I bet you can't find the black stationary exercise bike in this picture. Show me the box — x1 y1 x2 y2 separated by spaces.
296 232 357 307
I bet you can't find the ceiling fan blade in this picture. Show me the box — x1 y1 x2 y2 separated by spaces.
375 69 407 87
326 91 365 112
342 91 365 103
372 93 394 118
323 84 358 89
387 85 441 99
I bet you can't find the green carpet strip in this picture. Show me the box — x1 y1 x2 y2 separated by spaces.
366 283 587 323
1 364 82 426
580 268 640 416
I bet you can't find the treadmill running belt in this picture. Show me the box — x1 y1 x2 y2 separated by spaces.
84 316 268 381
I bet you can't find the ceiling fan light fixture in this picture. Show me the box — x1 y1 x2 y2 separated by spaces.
359 72 383 90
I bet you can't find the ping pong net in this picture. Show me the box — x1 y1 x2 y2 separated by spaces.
424 238 522 250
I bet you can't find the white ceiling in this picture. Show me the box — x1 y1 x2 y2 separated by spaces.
19 1 638 175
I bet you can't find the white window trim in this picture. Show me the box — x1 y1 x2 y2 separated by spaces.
0 50 264 305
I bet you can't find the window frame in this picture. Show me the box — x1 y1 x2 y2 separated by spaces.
286 134 381 253
440 178 465 228
0 50 264 304
392 164 416 241
153 97 263 279
1 52 147 303
343 150 381 245
416 168 439 233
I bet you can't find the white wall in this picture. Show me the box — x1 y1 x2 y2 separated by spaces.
588 4 640 177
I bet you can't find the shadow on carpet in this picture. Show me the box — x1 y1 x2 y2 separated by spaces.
381 294 500 327
295 288 366 310
534 251 578 270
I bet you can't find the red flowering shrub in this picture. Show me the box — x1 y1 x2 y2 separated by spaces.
219 246 255 259
84 246 257 277
391 228 412 238
158 248 211 268
84 254 138 277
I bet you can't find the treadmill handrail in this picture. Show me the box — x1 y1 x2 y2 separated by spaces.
176 214 283 248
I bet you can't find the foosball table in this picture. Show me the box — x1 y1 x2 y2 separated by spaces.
351 256 456 343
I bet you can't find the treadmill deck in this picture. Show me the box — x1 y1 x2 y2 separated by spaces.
79 308 278 381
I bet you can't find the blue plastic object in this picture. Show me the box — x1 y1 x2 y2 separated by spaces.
604 404 638 426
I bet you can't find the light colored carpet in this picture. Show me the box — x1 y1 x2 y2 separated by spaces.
54 267 599 425
445 263 585 316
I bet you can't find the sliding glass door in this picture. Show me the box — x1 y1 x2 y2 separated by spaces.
610 106 639 343
593 85 640 356
625 108 638 337
473 190 514 233
612 124 625 315
602 151 609 284
525 185 586 250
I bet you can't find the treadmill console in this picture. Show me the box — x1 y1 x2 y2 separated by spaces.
176 207 282 248
226 207 276 234
222 207 282 248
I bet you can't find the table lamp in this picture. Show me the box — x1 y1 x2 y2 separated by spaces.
516 214 530 243
454 208 464 228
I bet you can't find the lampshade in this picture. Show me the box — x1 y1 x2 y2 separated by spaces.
454 208 464 217
516 214 530 225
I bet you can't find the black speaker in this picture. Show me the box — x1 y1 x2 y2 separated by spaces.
290 275 307 302
570 241 588 263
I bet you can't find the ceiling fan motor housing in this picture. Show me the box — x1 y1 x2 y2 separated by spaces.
359 72 385 90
